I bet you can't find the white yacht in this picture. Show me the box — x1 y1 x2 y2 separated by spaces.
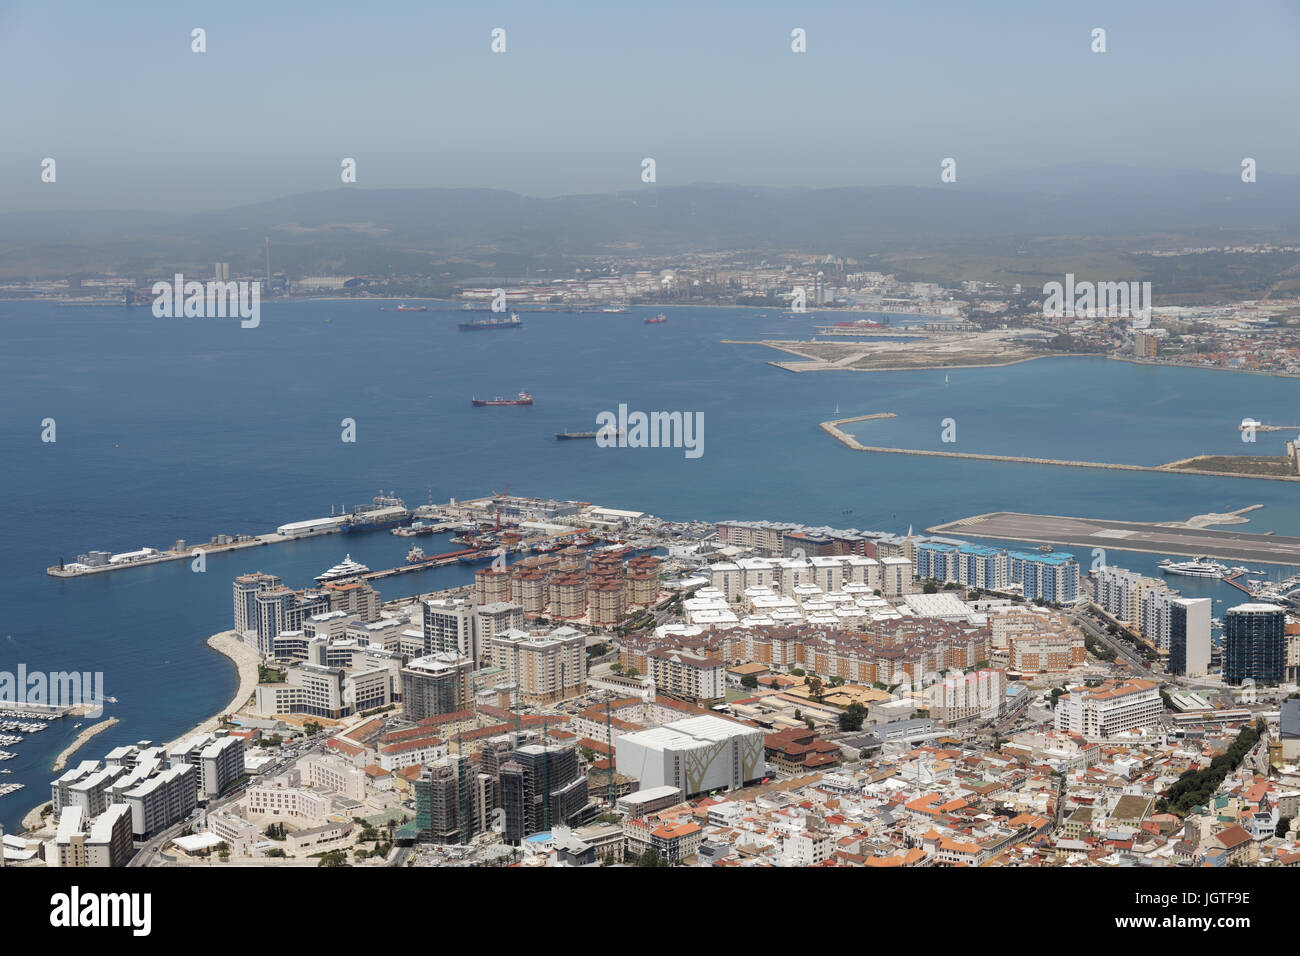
1158 556 1229 578
314 554 371 583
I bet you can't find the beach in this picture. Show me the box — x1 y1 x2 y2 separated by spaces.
166 630 260 749
19 630 259 837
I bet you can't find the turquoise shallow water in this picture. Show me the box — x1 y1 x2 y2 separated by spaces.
1 298 1297 830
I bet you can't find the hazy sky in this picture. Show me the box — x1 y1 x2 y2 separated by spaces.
4 0 1299 211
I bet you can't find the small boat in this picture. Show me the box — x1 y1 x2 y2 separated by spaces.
644 314 666 324
472 391 533 407
73 723 82 729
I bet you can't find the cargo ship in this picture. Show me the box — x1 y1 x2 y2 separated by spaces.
459 312 522 331
342 494 410 532
645 314 666 324
556 427 623 440
472 391 533 407
456 550 500 565
833 319 886 329
406 546 426 563
381 303 429 312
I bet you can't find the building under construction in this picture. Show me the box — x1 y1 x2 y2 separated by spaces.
498 741 596 845
413 753 493 845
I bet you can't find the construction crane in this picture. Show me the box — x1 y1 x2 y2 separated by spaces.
541 716 551 834
490 483 509 531
455 727 471 845
604 693 616 807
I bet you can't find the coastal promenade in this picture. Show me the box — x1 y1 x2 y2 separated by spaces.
820 413 1300 482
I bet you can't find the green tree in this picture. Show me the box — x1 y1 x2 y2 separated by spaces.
839 701 867 732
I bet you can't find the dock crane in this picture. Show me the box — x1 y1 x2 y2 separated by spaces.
489 483 509 531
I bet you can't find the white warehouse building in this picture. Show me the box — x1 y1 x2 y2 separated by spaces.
615 715 765 798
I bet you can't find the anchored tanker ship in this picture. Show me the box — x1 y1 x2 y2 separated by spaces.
472 391 533 407
459 312 522 331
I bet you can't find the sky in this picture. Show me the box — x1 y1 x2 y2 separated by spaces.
3 0 1300 211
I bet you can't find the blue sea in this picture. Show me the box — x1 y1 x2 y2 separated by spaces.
2 298 1299 832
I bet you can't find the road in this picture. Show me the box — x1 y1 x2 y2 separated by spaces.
1069 607 1156 676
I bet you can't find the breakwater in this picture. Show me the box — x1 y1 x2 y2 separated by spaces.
819 414 1300 482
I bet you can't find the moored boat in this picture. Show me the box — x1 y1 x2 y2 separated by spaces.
1158 556 1229 578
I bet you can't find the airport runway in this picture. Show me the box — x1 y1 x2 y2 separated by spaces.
928 511 1300 566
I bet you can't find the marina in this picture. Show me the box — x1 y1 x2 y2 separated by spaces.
928 511 1300 567
0 721 49 734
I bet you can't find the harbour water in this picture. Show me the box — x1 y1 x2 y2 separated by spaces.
3 297 1300 832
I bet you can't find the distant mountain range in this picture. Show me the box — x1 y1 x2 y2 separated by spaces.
4 164 1300 279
